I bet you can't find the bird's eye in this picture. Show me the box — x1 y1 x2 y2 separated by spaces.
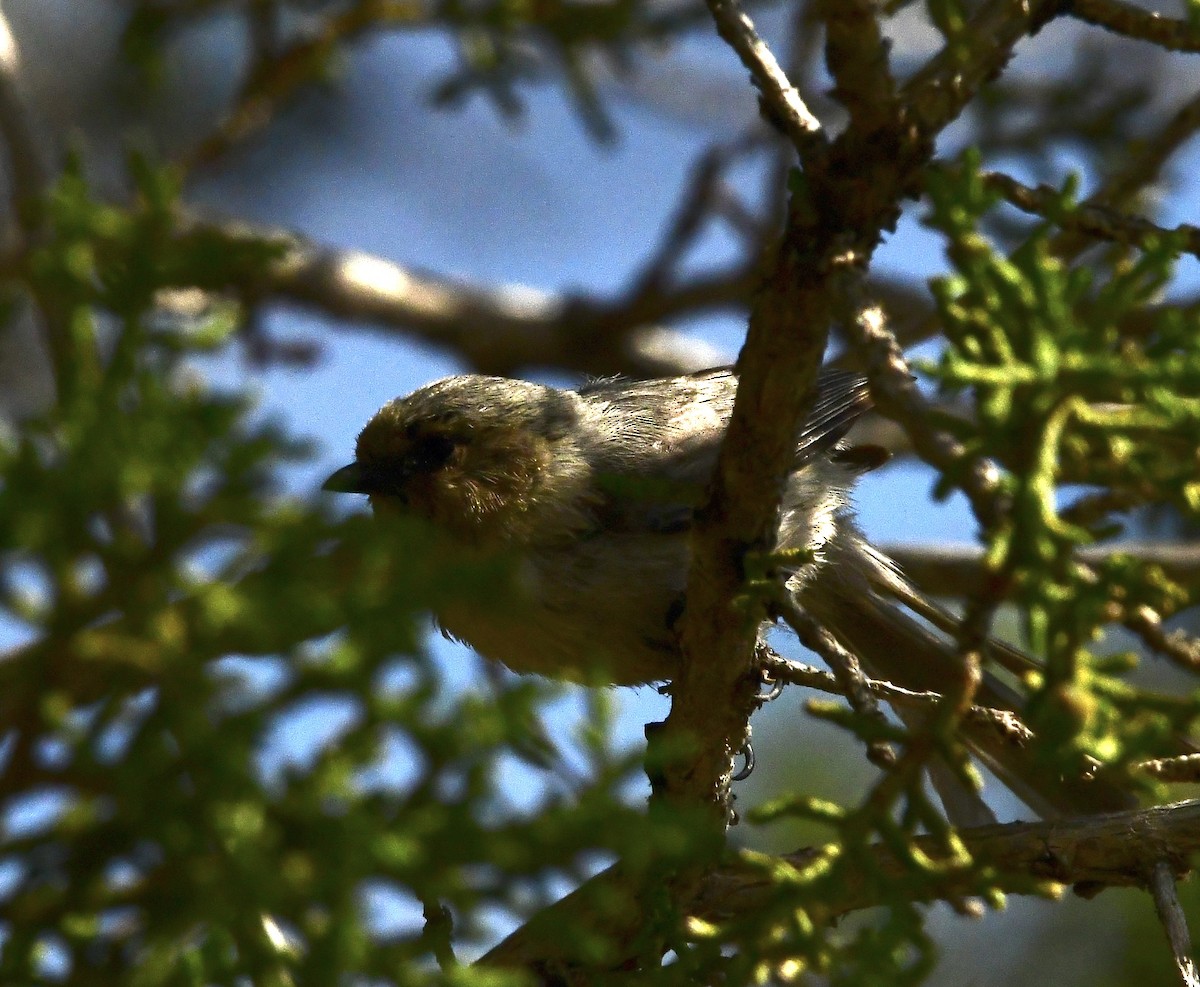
408 433 457 472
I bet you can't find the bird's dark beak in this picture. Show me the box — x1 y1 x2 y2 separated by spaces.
322 462 369 493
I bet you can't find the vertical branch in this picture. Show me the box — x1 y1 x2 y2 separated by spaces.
651 0 829 831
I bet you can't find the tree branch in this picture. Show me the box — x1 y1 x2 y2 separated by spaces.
178 0 425 173
902 0 1068 142
702 0 824 156
1072 0 1200 53
657 0 1064 842
757 646 1034 749
966 166 1200 259
176 213 746 377
484 799 1200 969
1080 87 1200 219
820 0 897 132
699 798 1200 924
844 304 1009 528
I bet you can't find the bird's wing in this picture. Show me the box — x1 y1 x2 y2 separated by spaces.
579 368 872 534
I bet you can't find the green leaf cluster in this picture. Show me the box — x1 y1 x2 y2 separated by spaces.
924 153 1200 776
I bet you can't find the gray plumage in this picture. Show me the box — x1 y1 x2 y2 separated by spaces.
325 368 1137 820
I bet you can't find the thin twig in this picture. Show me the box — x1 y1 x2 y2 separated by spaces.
1149 861 1200 987
842 302 1009 528
1053 88 1200 261
1110 88 1200 205
772 597 897 766
627 133 771 299
1126 605 1200 673
179 0 424 173
756 647 1034 748
702 0 824 155
1139 754 1200 784
1072 0 1200 54
971 166 1200 258
901 0 1068 142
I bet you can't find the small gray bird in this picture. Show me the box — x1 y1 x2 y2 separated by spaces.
324 368 1135 820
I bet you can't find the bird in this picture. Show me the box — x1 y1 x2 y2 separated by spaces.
323 367 1139 821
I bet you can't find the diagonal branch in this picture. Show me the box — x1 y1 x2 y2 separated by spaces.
1072 0 1200 53
652 0 1065 921
1149 861 1200 987
702 0 824 156
1076 87 1200 223
902 0 1069 142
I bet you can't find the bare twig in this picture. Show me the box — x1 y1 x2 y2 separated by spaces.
179 0 425 173
1072 0 1200 54
702 0 824 155
1149 861 1200 987
1081 87 1200 222
761 647 1200 784
1140 754 1200 784
626 133 772 299
756 647 1034 748
772 597 896 766
1126 605 1200 673
901 0 1068 142
843 303 1009 528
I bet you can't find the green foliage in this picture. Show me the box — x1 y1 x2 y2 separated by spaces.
0 165 687 984
924 152 1200 780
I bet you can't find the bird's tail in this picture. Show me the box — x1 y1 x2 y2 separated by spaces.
795 529 1138 821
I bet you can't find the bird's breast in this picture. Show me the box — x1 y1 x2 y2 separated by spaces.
435 533 687 686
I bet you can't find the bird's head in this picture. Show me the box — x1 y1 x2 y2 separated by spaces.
323 375 591 546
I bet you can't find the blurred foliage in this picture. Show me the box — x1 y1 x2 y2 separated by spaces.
120 0 724 142
0 162 692 984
